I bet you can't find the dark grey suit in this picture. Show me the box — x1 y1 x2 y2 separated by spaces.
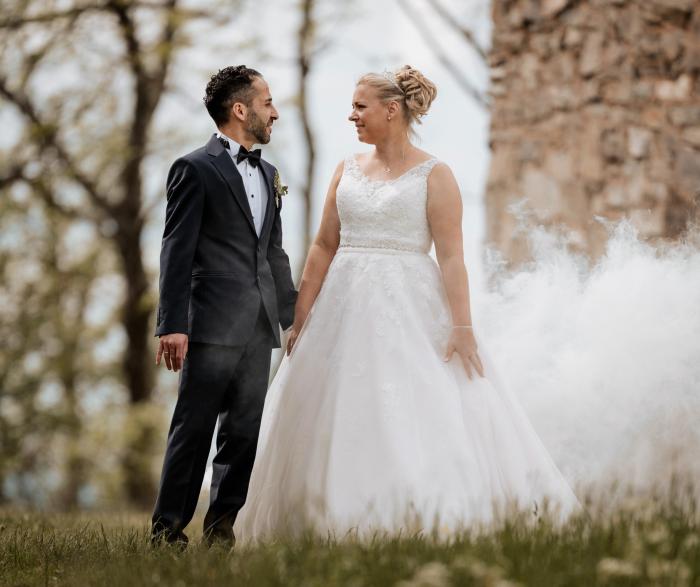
152 134 297 541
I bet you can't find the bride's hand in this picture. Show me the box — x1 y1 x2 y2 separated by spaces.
444 328 485 380
286 314 307 356
286 327 300 356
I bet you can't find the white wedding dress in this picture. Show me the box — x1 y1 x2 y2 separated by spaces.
234 155 579 542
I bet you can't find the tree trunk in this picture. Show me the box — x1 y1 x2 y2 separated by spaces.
116 217 158 508
298 0 317 259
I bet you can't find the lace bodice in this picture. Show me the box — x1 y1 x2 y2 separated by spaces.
336 155 440 253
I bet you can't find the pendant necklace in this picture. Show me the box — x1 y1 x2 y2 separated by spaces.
382 146 407 175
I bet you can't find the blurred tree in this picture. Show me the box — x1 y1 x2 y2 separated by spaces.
0 189 109 508
297 0 318 256
294 0 351 260
0 0 231 508
396 0 490 109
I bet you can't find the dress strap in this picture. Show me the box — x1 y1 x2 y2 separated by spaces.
415 158 441 179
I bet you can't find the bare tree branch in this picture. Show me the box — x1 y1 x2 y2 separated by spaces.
424 0 489 63
152 0 178 113
0 162 25 190
0 3 106 29
396 0 489 110
0 76 115 214
1 161 88 220
31 177 87 221
0 1 208 29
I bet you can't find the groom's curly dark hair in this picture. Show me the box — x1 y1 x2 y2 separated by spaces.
204 65 262 126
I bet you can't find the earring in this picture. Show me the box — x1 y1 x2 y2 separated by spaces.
387 116 392 121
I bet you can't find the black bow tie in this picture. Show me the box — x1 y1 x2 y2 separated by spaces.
237 146 261 168
218 137 262 168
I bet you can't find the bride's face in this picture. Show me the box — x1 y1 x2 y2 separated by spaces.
348 84 390 144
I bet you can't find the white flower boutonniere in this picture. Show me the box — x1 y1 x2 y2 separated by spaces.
273 170 288 208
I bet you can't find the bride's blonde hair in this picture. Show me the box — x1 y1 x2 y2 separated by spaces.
357 65 437 128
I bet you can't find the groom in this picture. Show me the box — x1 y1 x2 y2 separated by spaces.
151 66 297 547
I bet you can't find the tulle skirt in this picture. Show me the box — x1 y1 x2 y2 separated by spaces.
234 246 579 542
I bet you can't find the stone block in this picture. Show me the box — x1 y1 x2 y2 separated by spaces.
542 0 572 18
603 80 633 104
649 0 695 17
518 140 543 164
682 127 700 147
488 147 517 183
579 126 604 180
544 151 574 181
660 31 683 62
655 74 692 100
582 80 602 103
580 31 605 77
632 80 654 100
490 66 507 81
628 207 667 236
520 53 540 90
601 128 627 162
522 166 564 219
641 107 666 128
669 106 700 127
604 184 625 208
531 34 553 58
628 126 653 158
675 147 700 202
563 26 584 48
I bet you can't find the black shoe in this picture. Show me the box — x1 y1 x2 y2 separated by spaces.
203 522 235 548
151 526 189 550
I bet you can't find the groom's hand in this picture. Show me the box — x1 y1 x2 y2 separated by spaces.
156 333 189 372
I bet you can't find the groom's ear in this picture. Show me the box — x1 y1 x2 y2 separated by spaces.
231 101 247 122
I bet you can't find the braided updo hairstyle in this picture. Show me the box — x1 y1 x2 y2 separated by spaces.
357 65 437 128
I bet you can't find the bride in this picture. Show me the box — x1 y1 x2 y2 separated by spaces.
233 65 579 542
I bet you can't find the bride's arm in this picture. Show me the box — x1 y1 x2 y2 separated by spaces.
427 163 484 379
286 161 343 355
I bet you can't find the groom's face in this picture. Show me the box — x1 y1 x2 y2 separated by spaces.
244 77 278 145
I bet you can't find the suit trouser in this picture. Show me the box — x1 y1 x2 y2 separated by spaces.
151 307 274 536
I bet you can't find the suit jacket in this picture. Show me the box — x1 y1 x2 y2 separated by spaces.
155 134 297 349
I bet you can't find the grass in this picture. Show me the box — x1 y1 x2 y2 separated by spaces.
2 484 699 586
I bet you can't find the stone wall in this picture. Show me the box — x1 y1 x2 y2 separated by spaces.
485 0 700 264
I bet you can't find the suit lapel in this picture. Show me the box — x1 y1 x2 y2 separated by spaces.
259 160 276 239
206 134 257 237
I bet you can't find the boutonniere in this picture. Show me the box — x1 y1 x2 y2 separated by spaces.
273 170 288 208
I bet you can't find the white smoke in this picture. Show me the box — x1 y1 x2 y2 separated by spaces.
476 220 700 493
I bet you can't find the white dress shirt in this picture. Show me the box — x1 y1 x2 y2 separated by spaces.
218 132 268 237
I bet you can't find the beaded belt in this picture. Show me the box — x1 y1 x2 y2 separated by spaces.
337 243 428 256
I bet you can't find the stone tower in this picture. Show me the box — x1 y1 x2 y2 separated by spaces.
485 0 700 264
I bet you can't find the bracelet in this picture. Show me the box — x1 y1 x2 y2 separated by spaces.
452 325 473 330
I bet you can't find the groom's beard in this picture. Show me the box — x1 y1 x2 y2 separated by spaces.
245 110 271 145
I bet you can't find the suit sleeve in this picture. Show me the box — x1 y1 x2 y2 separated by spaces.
267 185 298 330
155 158 205 336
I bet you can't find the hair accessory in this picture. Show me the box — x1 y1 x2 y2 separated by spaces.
381 70 403 94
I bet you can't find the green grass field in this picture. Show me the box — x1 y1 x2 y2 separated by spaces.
2 484 699 586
